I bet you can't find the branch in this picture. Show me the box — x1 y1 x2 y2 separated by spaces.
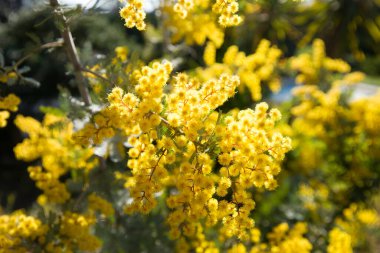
13 40 64 69
49 0 92 106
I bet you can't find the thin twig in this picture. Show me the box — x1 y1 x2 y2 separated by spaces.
81 67 115 86
49 0 92 106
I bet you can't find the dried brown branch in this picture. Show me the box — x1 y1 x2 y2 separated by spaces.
49 0 92 106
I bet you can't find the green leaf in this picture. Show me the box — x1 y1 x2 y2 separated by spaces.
34 14 54 28
54 19 65 33
17 65 31 74
25 32 41 45
21 77 40 87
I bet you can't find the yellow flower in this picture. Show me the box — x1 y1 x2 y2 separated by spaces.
204 42 216 65
0 110 10 128
88 193 115 217
115 46 129 61
0 93 21 112
327 228 352 253
0 211 48 252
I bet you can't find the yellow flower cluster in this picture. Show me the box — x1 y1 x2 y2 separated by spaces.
288 39 380 186
173 0 194 19
88 193 115 217
119 0 146 30
123 74 241 216
28 165 71 205
212 0 242 27
334 203 379 246
13 114 97 204
227 243 247 253
199 39 282 101
0 210 102 253
351 92 380 135
266 222 312 253
327 228 353 253
347 93 380 166
290 49 380 165
0 93 21 128
204 42 217 65
298 181 329 211
76 61 172 145
290 39 351 85
289 82 379 185
0 94 20 112
332 71 365 87
166 9 225 47
291 84 346 138
76 60 291 251
247 222 312 253
164 0 240 47
0 211 47 253
84 45 145 99
175 223 219 253
57 212 102 252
